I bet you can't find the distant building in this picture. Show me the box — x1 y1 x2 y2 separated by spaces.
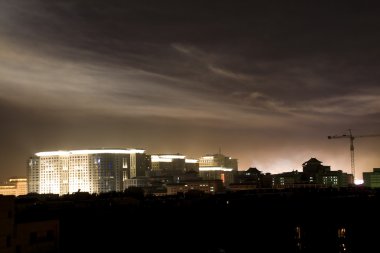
123 177 149 189
272 171 301 188
0 178 27 196
228 183 257 191
302 158 331 184
199 168 234 186
320 170 352 187
198 152 238 186
363 168 380 188
234 167 262 185
151 154 199 175
166 180 224 195
301 158 353 187
231 167 263 190
27 148 150 195
199 153 238 171
263 158 353 189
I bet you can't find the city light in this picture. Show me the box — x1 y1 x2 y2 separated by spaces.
36 149 145 156
199 167 233 172
71 149 145 155
35 151 70 156
185 159 198 163
151 156 172 162
151 154 189 163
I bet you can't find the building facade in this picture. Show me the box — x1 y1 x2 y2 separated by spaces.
198 153 238 186
150 154 199 175
199 153 238 171
301 158 353 187
27 149 150 195
0 178 27 196
363 168 380 188
166 180 224 195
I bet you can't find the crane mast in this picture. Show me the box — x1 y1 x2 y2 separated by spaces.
328 129 380 183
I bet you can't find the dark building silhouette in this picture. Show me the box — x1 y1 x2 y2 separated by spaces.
237 158 354 190
301 158 353 187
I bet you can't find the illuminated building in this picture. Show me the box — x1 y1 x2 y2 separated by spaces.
0 178 27 196
198 153 238 186
27 149 150 195
150 154 199 175
199 153 238 171
198 168 234 186
363 168 380 188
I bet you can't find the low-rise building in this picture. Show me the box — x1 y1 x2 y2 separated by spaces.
272 171 301 188
199 153 238 171
363 168 380 188
16 220 59 253
123 177 149 189
199 168 234 186
0 178 27 196
166 180 223 195
228 183 257 191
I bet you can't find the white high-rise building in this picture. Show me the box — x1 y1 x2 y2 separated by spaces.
27 148 150 195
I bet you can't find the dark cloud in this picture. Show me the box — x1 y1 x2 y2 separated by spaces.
1 0 380 181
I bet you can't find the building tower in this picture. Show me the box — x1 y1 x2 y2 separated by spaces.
27 148 150 195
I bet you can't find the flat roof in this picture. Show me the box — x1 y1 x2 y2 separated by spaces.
35 148 145 156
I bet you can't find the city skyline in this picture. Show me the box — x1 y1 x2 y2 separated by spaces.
1 0 380 181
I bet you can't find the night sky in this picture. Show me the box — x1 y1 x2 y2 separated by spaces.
1 0 380 181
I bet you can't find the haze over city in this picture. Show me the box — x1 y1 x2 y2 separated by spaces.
0 0 380 181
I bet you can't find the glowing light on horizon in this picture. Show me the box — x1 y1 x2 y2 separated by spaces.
199 167 233 172
354 179 364 185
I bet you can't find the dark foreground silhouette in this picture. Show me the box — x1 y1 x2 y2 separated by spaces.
14 187 380 253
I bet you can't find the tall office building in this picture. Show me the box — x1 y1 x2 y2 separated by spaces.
27 148 150 195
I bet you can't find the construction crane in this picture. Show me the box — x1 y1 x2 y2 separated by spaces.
328 129 380 182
